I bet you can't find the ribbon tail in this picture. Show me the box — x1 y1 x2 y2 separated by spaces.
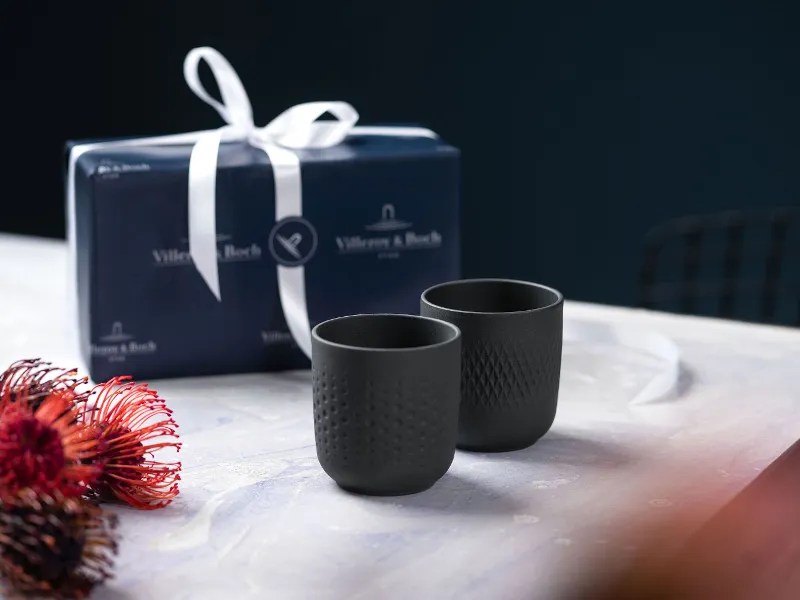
278 265 312 357
262 144 313 358
189 131 223 301
351 125 439 140
563 319 680 406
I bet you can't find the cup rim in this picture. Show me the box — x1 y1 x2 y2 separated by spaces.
421 278 564 316
311 313 461 353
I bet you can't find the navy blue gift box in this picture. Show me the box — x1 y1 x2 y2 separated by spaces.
67 136 460 381
66 49 460 382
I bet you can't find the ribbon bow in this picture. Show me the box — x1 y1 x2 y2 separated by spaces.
67 46 436 359
184 48 360 150
183 48 367 311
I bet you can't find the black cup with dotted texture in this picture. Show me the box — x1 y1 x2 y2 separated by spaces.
421 279 563 452
311 314 461 495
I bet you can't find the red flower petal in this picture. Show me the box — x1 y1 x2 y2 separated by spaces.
81 378 181 510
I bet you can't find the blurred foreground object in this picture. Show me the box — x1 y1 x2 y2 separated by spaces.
566 439 800 600
0 489 117 599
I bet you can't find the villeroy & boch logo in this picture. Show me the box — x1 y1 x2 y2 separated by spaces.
268 217 319 267
336 204 442 259
152 234 263 268
91 322 157 363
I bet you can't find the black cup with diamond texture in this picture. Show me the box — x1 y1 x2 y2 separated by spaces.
311 314 461 495
421 279 563 452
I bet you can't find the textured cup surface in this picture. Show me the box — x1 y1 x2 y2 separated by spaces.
421 279 563 451
311 314 461 495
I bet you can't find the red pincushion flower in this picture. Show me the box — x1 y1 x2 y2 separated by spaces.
0 391 100 498
0 488 118 599
81 378 181 510
0 359 90 414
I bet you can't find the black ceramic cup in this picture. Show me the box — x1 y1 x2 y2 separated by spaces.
311 314 461 495
421 279 563 452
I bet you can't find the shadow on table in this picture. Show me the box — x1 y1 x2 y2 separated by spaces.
352 431 638 516
351 471 533 517
92 587 137 600
676 364 695 397
501 430 639 470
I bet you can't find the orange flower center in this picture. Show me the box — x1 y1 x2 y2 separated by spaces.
91 425 146 500
0 415 65 491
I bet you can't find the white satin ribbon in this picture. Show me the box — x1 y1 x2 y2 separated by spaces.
563 319 680 405
67 46 438 359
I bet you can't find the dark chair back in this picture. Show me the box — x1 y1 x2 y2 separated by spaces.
638 208 800 326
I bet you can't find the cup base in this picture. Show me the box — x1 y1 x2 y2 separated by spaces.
336 480 438 497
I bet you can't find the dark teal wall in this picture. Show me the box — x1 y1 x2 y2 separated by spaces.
4 0 799 309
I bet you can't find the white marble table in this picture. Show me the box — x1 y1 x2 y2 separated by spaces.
1 234 799 600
